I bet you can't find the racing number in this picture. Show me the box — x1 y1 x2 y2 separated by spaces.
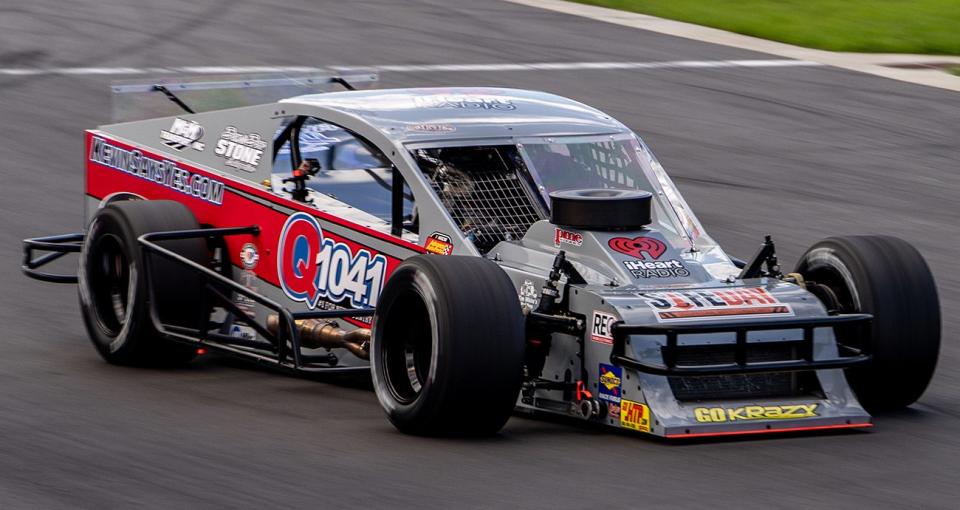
315 239 386 306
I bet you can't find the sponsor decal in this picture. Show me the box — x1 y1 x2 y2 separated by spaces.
160 118 205 151
235 257 260 314
642 287 794 322
277 212 387 309
406 123 456 133
554 228 583 248
89 136 225 205
598 363 622 403
424 232 454 255
240 243 259 270
620 400 651 432
591 310 616 344
215 126 266 173
609 235 690 279
229 324 257 341
622 259 690 279
694 404 819 423
415 96 516 110
607 402 621 420
314 298 373 326
519 280 540 310
609 236 666 259
234 292 256 314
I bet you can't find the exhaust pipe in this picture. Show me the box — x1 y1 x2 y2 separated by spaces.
266 315 370 360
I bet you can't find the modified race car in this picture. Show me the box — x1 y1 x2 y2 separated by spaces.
23 75 940 438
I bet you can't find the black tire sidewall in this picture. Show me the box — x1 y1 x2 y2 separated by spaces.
78 208 145 361
371 255 525 436
796 235 940 410
370 263 441 427
78 201 205 365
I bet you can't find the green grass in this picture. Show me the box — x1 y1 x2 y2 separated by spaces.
952 67 960 76
571 0 960 55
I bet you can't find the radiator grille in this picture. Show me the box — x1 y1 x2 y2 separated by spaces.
667 342 821 401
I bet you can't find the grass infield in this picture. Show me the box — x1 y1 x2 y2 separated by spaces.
571 0 960 55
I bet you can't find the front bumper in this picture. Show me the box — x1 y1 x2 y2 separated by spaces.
605 313 873 438
610 314 872 376
22 232 84 283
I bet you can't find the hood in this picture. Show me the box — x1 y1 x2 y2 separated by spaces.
508 220 716 288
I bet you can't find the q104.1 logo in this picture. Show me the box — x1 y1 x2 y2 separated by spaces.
277 212 388 309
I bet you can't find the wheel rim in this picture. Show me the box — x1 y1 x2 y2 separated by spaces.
89 234 131 337
804 262 864 353
381 287 433 405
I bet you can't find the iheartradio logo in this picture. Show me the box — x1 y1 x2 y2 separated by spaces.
608 236 666 260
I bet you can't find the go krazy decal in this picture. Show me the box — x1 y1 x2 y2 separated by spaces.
277 212 387 308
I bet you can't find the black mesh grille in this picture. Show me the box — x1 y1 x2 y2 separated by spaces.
414 146 543 253
668 342 821 401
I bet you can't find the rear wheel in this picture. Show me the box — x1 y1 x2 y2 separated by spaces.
796 235 940 411
370 255 526 436
78 200 207 366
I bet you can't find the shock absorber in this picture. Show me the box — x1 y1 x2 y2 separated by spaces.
535 250 567 315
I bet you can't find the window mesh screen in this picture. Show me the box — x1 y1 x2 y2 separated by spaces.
414 146 543 253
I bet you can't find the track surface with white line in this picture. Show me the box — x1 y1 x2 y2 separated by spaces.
1 1 958 508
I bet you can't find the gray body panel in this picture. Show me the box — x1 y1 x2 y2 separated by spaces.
498 221 869 437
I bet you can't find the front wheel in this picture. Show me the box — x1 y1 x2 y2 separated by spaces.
370 255 526 436
796 235 940 411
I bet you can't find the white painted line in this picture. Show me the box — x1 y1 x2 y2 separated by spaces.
57 67 149 75
0 59 822 76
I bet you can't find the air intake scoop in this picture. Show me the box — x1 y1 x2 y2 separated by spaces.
549 189 652 231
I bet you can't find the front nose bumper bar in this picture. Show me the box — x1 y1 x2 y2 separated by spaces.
610 314 872 376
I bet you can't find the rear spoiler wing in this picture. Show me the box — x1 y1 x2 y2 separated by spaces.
110 71 378 122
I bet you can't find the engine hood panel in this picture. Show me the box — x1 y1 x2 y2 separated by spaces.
501 220 718 288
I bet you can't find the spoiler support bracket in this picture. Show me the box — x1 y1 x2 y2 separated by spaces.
152 84 195 114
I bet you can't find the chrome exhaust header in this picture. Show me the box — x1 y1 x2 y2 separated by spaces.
266 315 370 360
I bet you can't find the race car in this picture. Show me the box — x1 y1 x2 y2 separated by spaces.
22 75 940 438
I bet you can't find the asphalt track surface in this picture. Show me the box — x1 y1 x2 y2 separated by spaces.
1 1 959 508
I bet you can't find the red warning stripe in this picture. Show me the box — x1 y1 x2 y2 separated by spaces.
666 422 872 439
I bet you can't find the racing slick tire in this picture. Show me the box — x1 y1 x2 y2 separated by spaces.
370 255 525 436
78 200 206 366
796 235 939 411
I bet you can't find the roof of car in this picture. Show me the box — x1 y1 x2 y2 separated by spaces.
280 87 630 142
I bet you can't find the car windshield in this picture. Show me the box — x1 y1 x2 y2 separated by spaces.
411 134 706 253
519 136 688 246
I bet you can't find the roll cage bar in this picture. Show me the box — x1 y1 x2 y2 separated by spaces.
271 115 411 237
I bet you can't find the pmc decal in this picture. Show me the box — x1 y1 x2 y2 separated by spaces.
277 212 387 309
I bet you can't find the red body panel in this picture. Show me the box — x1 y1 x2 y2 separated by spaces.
85 131 424 294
